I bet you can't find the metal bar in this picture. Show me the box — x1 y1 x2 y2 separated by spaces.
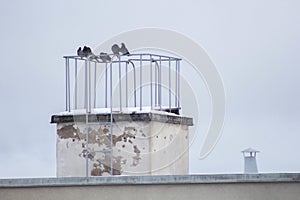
128 61 136 107
63 55 181 61
109 60 130 63
150 55 153 109
159 57 162 110
94 62 97 108
68 58 70 112
75 59 78 110
88 60 91 113
119 57 122 112
65 58 68 111
68 58 71 112
85 59 90 177
105 63 108 108
169 58 171 112
126 62 128 107
68 60 71 112
85 112 89 177
120 53 181 60
109 62 113 175
122 58 177 62
155 61 157 106
140 55 142 110
85 60 90 177
178 61 181 110
175 60 178 107
110 63 113 109
63 56 133 63
84 60 88 112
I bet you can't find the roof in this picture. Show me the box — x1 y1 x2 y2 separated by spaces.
0 174 299 188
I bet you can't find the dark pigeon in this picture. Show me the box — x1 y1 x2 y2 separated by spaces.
82 46 92 57
82 46 100 62
119 43 130 55
77 47 84 57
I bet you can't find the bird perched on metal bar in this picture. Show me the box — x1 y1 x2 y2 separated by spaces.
81 46 100 62
99 52 112 62
111 44 120 57
82 46 92 57
77 47 84 57
111 43 130 58
119 43 130 55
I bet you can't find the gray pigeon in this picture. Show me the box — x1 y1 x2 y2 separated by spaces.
77 47 84 57
82 46 100 62
119 43 130 55
99 52 111 62
111 44 120 57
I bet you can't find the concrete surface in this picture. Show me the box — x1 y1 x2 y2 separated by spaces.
52 112 192 177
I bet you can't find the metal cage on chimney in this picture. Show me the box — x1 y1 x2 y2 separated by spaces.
64 53 182 114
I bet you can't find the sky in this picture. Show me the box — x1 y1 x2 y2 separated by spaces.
0 0 299 178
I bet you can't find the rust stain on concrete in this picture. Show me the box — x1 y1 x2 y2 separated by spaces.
59 124 145 176
57 125 83 140
112 126 137 146
132 145 141 166
80 149 95 161
91 154 123 176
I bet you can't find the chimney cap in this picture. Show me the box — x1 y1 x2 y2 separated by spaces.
241 147 260 153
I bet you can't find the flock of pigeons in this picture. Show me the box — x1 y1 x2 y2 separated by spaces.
77 43 130 63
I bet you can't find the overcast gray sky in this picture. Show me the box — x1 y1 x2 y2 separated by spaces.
0 0 299 178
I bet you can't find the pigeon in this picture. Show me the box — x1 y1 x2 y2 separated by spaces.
82 46 100 62
119 43 130 55
99 52 112 62
111 44 120 57
82 46 92 57
77 47 84 57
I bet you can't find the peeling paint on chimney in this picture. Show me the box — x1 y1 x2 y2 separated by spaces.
54 113 192 177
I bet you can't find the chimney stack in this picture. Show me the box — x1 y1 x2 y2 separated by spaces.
51 52 193 177
242 148 259 174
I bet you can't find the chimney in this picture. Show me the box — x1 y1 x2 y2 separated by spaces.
242 148 259 174
51 51 193 177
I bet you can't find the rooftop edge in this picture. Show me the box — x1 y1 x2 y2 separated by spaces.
1 173 300 188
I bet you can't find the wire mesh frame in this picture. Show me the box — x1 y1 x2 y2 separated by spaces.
64 53 181 113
